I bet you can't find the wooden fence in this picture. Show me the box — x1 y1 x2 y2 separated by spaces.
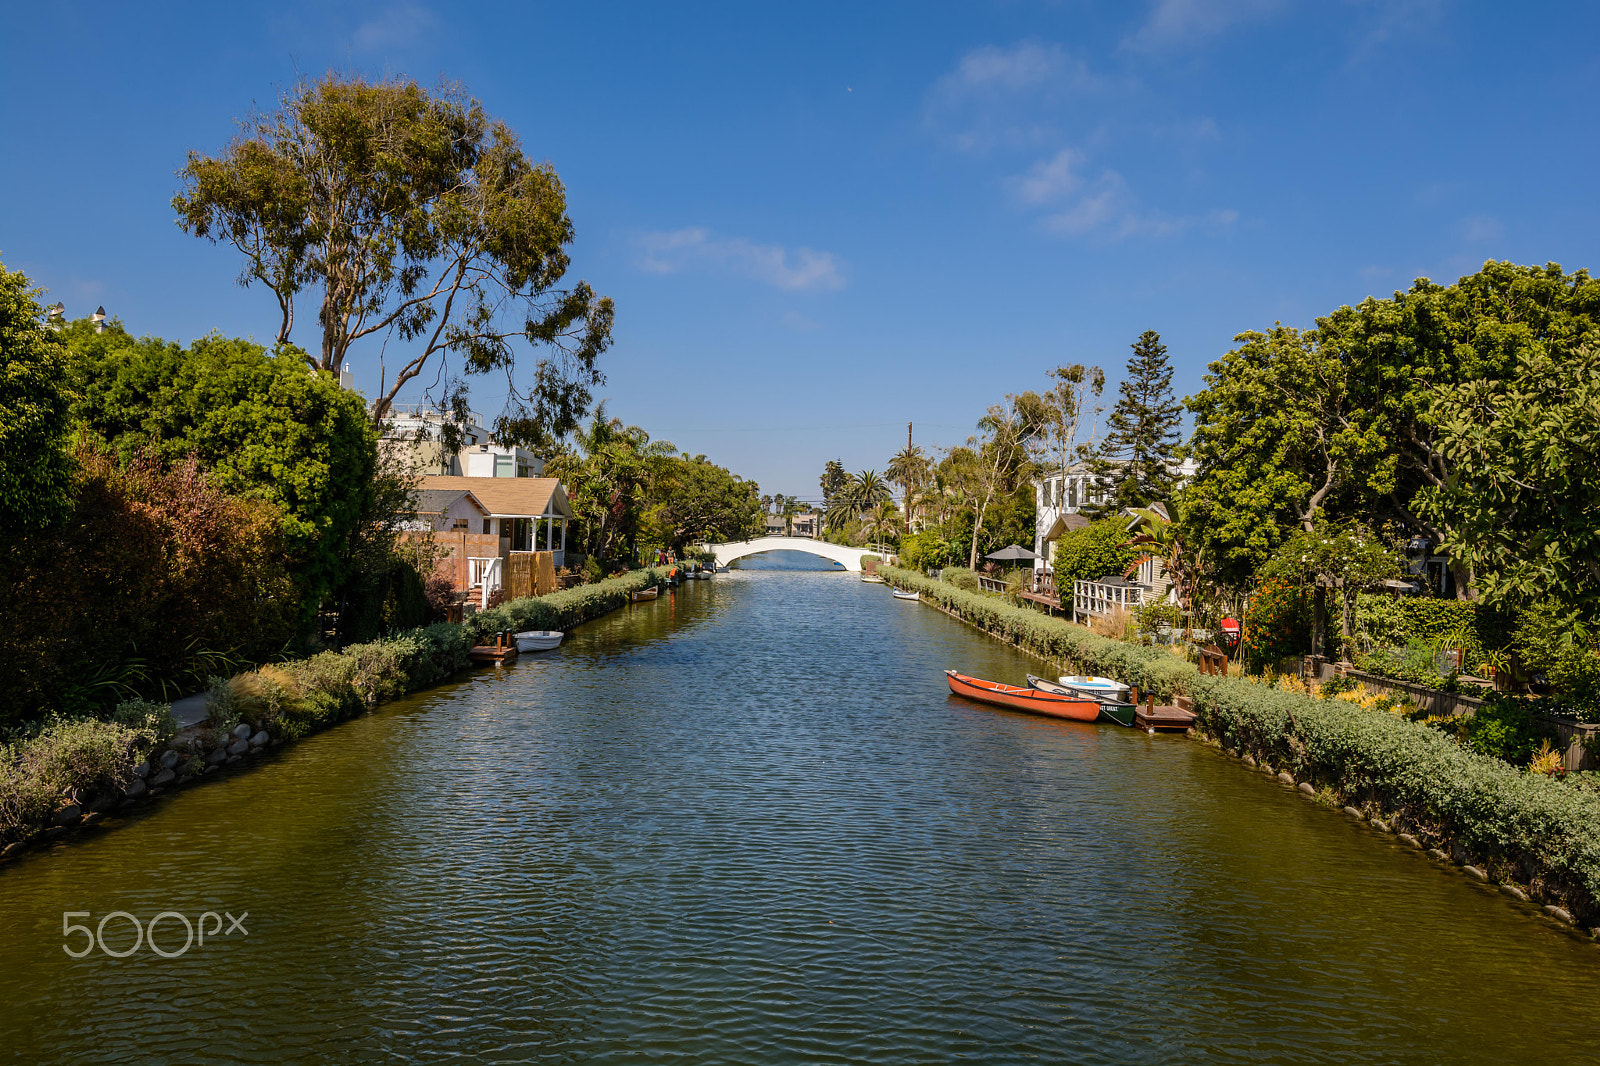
507 551 559 600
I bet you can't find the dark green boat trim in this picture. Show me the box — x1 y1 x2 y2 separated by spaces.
1098 702 1136 727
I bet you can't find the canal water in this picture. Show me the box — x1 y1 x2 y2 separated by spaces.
2 552 1598 1064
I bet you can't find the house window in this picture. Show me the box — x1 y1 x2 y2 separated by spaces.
1068 480 1078 509
517 461 531 478
510 517 533 552
495 456 515 478
483 518 493 535
452 518 468 531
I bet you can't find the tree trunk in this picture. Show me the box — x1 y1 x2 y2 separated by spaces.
1311 583 1328 661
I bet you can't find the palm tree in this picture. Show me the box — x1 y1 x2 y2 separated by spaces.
852 470 892 510
887 444 928 514
862 499 901 553
780 496 801 536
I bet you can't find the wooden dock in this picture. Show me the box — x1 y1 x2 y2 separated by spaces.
1134 694 1196 732
468 631 519 664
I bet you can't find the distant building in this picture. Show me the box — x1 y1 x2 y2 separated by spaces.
1032 458 1196 572
763 510 823 538
381 405 544 478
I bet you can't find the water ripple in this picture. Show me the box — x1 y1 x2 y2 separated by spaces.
1 563 1598 1064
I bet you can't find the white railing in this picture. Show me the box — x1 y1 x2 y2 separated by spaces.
469 556 503 609
977 575 1013 595
1074 579 1145 619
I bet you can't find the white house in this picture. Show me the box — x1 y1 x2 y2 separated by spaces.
1032 458 1198 572
1034 460 1197 621
382 405 544 478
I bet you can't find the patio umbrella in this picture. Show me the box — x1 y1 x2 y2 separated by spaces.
985 544 1039 562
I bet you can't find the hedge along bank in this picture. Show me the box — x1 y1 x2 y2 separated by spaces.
883 566 1600 928
0 567 667 862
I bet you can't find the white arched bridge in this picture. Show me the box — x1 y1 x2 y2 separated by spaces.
702 536 881 572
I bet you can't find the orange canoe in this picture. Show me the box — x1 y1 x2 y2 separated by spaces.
945 670 1101 721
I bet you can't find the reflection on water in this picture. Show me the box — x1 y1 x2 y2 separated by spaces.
1 569 1597 1064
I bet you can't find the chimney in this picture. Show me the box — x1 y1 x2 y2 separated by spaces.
92 306 107 334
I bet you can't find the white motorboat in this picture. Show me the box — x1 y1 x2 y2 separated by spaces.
514 630 565 652
892 589 920 601
1057 675 1130 700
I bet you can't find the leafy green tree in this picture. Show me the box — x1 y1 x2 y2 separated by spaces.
1331 261 1600 596
173 73 613 450
953 393 1046 568
647 455 763 550
1181 324 1392 590
1051 517 1136 587
64 323 379 615
1419 341 1600 622
0 261 74 533
819 459 848 509
1039 362 1105 479
1088 330 1182 513
547 402 674 562
1257 522 1403 659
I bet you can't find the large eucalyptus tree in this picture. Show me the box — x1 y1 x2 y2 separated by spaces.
174 73 613 452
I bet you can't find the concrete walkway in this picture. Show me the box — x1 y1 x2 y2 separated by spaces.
169 692 210 729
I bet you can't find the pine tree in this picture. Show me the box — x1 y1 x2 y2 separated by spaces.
1086 330 1183 514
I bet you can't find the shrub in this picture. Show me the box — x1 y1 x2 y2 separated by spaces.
109 698 178 746
1241 579 1311 671
1136 601 1182 636
941 566 981 592
1452 694 1548 765
1052 517 1136 586
3 716 153 833
1513 604 1600 710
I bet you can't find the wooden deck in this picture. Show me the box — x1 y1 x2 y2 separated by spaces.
1017 590 1063 611
468 632 520 664
1134 703 1197 732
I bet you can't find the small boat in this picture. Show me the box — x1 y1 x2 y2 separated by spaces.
861 574 886 583
514 630 564 652
1027 675 1134 726
631 586 659 601
945 670 1100 721
1057 675 1131 701
1098 702 1138 727
715 565 730 573
892 589 920 601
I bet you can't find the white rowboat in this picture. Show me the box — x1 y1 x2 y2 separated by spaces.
892 590 920 601
1057 675 1130 700
514 630 564 652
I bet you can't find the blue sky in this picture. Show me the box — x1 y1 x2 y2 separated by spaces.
4 2 1597 501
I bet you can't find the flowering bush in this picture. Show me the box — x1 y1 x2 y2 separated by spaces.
1240 579 1310 671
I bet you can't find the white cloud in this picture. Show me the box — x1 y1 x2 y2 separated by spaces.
635 228 845 292
1031 166 1238 241
1124 0 1286 52
353 1 437 51
924 40 1119 153
1008 149 1086 205
1043 174 1128 236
